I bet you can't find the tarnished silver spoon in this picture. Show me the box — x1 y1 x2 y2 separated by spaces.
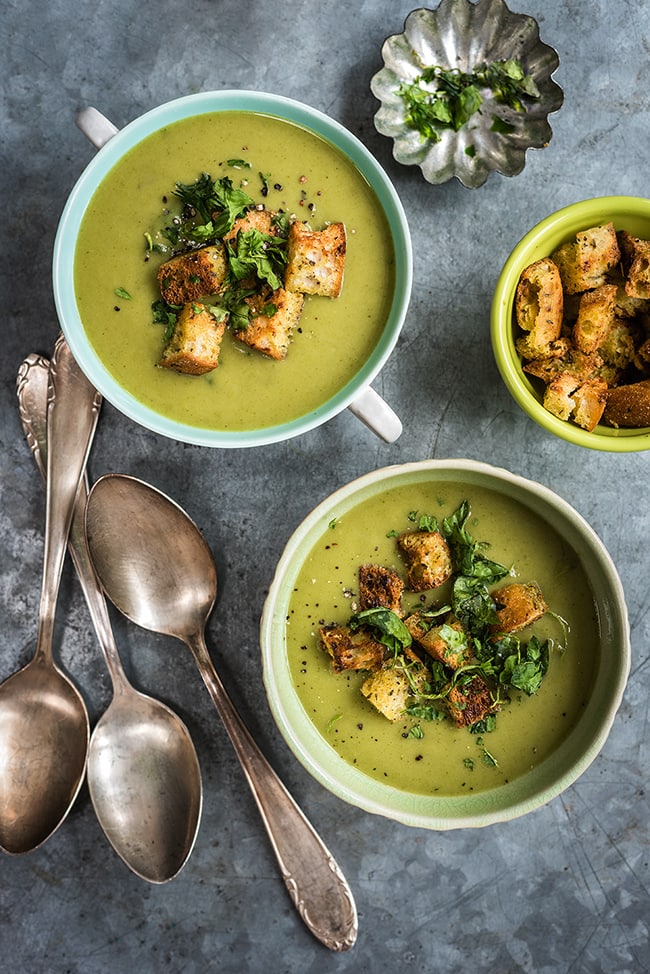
84 473 358 951
18 354 202 883
1 336 98 854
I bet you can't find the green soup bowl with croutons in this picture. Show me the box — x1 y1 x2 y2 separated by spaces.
491 196 650 451
53 90 412 447
260 458 630 829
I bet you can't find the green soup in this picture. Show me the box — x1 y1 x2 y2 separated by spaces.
285 481 598 797
74 112 395 431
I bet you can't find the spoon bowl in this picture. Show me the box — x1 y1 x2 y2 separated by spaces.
0 659 89 854
17 352 202 883
88 692 202 882
85 473 358 951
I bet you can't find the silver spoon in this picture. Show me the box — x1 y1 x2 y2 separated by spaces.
18 354 203 883
1 335 98 854
84 474 358 952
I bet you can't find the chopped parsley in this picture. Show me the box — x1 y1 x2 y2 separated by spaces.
333 501 566 757
398 58 540 145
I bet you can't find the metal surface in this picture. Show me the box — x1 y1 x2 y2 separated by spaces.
84 474 358 951
0 337 99 853
17 356 203 884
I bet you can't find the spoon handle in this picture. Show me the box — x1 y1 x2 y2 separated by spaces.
34 335 102 660
17 353 128 691
186 631 358 952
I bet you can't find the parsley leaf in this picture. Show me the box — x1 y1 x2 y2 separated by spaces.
398 58 539 145
349 607 412 656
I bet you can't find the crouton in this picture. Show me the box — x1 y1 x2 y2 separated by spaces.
543 372 580 421
405 612 473 670
234 287 304 360
319 625 385 672
397 530 453 592
358 564 405 615
447 675 496 728
572 378 608 431
522 346 599 384
598 317 642 370
572 284 617 354
157 244 227 305
489 582 547 635
159 302 226 375
514 258 564 356
612 277 650 318
618 231 650 299
604 379 650 428
634 336 650 373
361 663 428 722
222 207 282 247
551 222 620 294
284 221 346 298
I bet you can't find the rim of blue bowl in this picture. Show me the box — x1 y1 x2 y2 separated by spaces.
491 195 650 452
53 90 413 447
260 458 631 829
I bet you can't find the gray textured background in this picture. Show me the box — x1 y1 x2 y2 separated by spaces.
1 1 649 971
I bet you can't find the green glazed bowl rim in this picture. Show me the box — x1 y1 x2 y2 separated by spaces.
260 458 630 829
53 90 412 447
491 195 650 452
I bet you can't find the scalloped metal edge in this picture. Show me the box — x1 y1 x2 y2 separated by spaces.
371 0 564 188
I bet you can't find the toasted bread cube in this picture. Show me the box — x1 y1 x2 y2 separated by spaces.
552 223 620 294
447 675 496 728
572 284 617 354
612 276 650 318
358 564 405 616
515 258 564 357
284 221 346 297
319 625 385 673
598 317 642 370
235 287 304 360
634 336 650 373
572 378 608 431
361 663 428 722
222 207 282 247
619 231 650 299
397 530 453 592
604 379 650 428
405 613 473 670
489 582 547 635
543 372 581 421
159 302 226 375
523 346 599 384
157 244 227 305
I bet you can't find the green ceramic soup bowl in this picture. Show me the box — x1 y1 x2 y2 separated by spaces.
491 196 650 451
53 91 412 447
260 459 630 829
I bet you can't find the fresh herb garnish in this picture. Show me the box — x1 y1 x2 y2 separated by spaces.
398 58 540 145
349 607 412 657
114 287 132 300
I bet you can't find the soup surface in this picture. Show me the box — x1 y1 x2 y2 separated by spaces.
74 111 395 431
285 480 598 797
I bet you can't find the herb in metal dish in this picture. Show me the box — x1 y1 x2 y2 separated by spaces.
398 58 540 144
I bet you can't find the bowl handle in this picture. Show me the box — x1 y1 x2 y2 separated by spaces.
348 387 402 443
76 107 119 148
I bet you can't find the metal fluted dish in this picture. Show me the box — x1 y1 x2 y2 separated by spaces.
371 0 564 188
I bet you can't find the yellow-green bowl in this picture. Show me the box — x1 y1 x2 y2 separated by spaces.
491 196 650 451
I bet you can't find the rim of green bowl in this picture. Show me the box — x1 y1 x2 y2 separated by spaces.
260 458 631 829
491 195 650 452
53 90 412 447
